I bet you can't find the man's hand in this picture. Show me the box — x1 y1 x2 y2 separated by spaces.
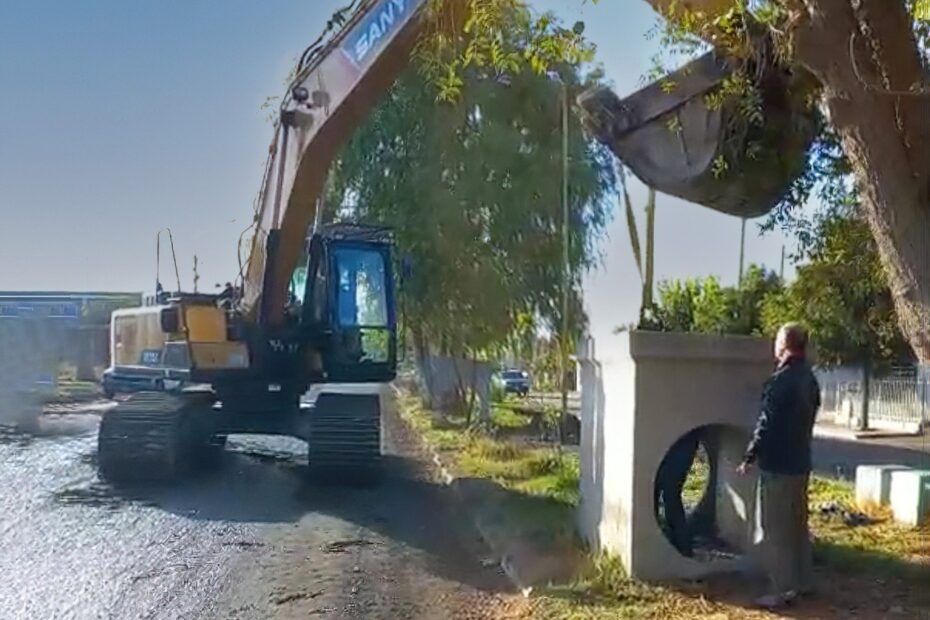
737 461 751 476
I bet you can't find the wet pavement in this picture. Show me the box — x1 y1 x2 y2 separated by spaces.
0 393 514 620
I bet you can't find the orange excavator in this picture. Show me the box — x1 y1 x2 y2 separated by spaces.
97 0 808 484
98 0 434 484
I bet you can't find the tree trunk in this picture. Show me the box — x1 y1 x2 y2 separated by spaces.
411 326 434 406
790 0 930 363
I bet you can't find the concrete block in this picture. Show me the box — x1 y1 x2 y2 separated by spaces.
889 469 930 527
577 331 773 581
855 465 911 508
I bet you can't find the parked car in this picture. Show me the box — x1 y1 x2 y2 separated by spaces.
498 369 531 397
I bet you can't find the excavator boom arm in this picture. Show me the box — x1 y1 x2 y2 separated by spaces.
241 0 725 327
243 0 434 325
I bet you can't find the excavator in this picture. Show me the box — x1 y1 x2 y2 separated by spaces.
97 0 429 483
97 0 811 484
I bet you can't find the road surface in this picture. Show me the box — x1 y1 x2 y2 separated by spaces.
813 432 930 479
0 390 518 620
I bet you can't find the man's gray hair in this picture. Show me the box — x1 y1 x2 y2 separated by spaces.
778 322 809 353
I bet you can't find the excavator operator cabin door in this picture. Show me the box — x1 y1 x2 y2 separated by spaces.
303 235 397 383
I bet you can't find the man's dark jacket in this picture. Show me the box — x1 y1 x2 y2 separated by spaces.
744 356 821 475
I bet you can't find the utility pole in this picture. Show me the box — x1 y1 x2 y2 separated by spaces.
643 189 656 311
559 77 571 444
779 245 786 281
547 69 571 444
738 217 747 284
193 255 200 293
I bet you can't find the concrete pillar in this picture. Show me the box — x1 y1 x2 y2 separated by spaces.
577 330 773 581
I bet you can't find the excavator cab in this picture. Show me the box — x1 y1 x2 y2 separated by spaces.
98 223 398 485
302 224 397 384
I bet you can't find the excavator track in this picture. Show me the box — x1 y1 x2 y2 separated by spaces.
307 393 382 484
97 391 218 484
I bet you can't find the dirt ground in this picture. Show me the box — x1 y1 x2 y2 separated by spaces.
0 391 523 620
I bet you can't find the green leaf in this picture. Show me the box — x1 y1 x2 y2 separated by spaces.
325 35 614 357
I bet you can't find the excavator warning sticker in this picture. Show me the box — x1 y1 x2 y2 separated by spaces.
341 0 424 70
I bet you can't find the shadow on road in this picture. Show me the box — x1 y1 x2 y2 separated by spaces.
813 436 930 480
53 443 510 594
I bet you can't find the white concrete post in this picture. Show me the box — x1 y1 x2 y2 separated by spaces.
577 330 774 581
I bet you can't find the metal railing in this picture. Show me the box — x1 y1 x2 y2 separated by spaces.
820 378 929 430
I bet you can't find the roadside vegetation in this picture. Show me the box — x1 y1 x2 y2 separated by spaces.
398 389 930 619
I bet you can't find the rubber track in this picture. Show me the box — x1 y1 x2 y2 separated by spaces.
308 393 382 482
97 391 213 483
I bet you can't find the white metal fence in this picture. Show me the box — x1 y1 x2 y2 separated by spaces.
820 378 929 431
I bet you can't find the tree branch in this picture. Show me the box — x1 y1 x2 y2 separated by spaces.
641 0 733 15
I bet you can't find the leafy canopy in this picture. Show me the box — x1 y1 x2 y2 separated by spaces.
632 211 910 367
415 1 600 102
761 214 912 367
638 264 782 336
326 15 615 355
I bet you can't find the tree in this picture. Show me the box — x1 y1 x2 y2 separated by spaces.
640 265 782 335
762 211 912 429
419 0 930 365
632 0 930 362
639 0 930 364
761 213 912 369
326 14 615 377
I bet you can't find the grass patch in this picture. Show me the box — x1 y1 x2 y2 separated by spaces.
681 447 710 508
398 390 575 504
397 388 930 619
490 404 534 429
808 475 930 583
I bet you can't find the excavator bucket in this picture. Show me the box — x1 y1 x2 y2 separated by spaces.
578 51 816 219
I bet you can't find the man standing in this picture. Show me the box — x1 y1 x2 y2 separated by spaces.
738 323 821 609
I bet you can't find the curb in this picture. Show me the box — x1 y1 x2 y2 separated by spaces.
390 386 533 596
814 424 924 442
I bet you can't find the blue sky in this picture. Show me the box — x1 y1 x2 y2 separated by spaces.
0 0 794 326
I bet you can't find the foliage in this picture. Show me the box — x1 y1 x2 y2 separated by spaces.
761 213 912 367
328 13 614 359
415 1 597 102
489 378 507 403
760 123 856 254
398 389 580 506
639 264 782 336
634 209 911 368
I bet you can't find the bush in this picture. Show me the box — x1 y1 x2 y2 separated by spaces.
489 380 507 404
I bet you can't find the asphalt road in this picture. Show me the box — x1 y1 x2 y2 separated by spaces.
0 390 514 620
812 433 930 480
